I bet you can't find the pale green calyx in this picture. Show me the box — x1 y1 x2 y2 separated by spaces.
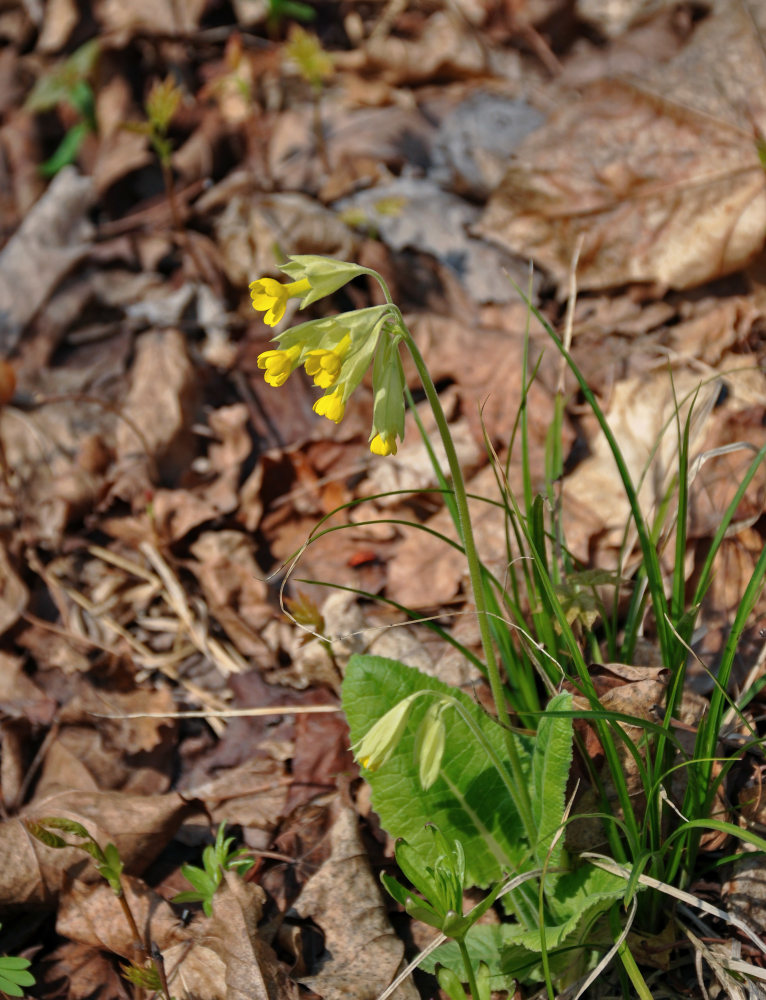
279 255 368 307
414 701 447 790
354 693 419 772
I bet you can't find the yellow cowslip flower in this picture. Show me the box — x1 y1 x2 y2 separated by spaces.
355 694 418 772
257 345 302 387
370 432 397 456
249 277 311 327
369 332 405 457
304 333 351 389
313 387 345 423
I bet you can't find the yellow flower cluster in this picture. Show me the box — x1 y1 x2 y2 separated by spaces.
250 256 406 456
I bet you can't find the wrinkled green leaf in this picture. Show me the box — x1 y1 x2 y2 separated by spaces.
343 655 532 887
531 692 573 869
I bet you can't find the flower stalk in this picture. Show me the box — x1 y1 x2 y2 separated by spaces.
248 256 536 838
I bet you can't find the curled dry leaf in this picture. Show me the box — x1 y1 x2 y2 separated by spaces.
206 871 300 1000
293 806 419 1000
0 167 94 351
114 327 200 490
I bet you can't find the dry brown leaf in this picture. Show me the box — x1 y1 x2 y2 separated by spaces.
723 854 766 937
575 0 672 38
410 311 555 445
43 939 130 1000
478 76 766 291
0 650 63 721
386 462 508 609
183 757 290 831
91 76 152 194
561 368 719 566
268 101 436 198
293 805 419 1000
35 0 78 51
0 167 94 350
57 875 187 957
337 178 529 305
0 789 188 910
186 529 272 658
206 871 301 1000
334 11 488 85
34 685 177 796
114 328 200 488
96 0 208 40
216 191 357 289
0 543 28 637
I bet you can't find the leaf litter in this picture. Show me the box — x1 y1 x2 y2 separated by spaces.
0 0 766 997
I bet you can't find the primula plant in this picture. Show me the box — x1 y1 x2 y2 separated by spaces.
251 256 766 998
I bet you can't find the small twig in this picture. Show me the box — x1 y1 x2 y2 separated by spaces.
89 705 341 720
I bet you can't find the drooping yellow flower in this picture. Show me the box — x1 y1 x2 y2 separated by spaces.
257 345 302 387
370 432 398 456
369 332 405 457
313 387 345 423
304 333 351 388
249 277 311 327
355 694 418 771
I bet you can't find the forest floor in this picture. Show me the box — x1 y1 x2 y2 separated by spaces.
1 0 766 997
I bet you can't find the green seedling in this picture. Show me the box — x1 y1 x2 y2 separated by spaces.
284 25 333 169
25 39 100 177
123 75 183 222
173 821 255 917
26 818 171 1000
383 827 502 1000
0 925 34 999
266 0 316 33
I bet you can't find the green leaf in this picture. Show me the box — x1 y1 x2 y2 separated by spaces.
24 820 67 849
436 964 468 1000
515 862 625 950
380 873 414 910
531 692 573 869
65 39 100 80
343 655 532 887
39 122 91 178
179 865 217 896
421 925 522 992
0 956 35 998
32 816 90 839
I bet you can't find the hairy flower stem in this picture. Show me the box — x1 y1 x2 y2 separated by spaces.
402 332 536 841
364 268 536 842
458 938 480 1000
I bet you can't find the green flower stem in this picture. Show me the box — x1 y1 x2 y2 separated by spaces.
403 331 536 841
363 268 536 844
458 938 480 1000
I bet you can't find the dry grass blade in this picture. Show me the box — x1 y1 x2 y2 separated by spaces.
139 541 247 676
583 854 766 957
89 705 341 719
682 922 766 999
